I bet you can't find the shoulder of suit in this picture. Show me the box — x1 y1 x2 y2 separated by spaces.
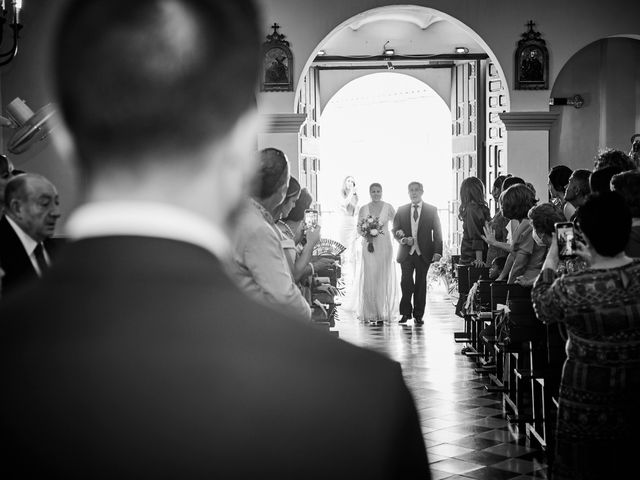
422 202 437 211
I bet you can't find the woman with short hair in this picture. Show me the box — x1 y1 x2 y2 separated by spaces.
532 191 640 480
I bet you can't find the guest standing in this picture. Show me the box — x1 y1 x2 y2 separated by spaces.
532 191 640 480
458 176 491 266
611 170 640 257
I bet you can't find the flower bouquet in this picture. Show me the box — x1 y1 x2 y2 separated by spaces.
358 215 383 252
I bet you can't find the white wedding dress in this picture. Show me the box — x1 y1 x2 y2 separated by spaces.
353 202 398 322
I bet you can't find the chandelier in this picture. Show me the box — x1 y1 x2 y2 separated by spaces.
0 0 23 67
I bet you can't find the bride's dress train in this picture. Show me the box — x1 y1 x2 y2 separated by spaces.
352 202 398 322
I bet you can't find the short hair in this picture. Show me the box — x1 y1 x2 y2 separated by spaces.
501 176 524 192
255 148 289 200
528 203 565 236
611 170 640 218
501 184 538 220
576 191 631 257
589 166 622 195
284 177 301 201
408 181 423 191
594 148 635 172
568 169 591 197
493 174 510 192
369 182 382 191
53 0 261 174
4 175 29 206
548 165 572 193
285 188 313 222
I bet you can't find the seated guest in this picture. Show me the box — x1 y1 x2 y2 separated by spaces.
611 170 640 257
563 168 591 221
231 148 312 320
496 184 543 284
279 187 332 283
532 191 640 480
485 174 510 265
548 165 572 213
482 175 525 256
0 154 13 215
488 255 507 280
0 173 61 296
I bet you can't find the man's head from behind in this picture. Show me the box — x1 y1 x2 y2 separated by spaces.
253 148 290 212
5 174 61 242
52 0 261 184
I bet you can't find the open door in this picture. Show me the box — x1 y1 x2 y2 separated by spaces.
449 60 484 253
485 61 509 213
297 66 321 208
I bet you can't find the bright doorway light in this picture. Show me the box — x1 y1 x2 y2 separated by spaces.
319 72 452 244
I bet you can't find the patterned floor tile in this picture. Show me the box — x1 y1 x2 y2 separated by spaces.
333 295 547 478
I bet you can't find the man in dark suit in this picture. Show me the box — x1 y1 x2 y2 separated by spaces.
0 2 429 478
0 173 61 297
393 182 443 325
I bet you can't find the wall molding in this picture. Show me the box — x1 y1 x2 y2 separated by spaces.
261 113 306 134
498 111 559 131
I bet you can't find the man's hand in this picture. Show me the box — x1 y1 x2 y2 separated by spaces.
395 229 405 239
432 253 442 262
471 259 486 267
405 237 415 246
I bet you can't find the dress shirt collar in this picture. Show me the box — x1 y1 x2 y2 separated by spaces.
250 198 275 224
5 214 39 255
66 201 230 260
411 201 422 209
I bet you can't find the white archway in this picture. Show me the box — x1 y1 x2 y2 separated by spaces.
319 72 452 243
294 4 511 111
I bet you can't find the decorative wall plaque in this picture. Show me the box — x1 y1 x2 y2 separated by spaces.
514 21 549 90
260 23 293 92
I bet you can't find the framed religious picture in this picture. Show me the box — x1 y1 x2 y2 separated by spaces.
261 23 293 92
514 21 549 90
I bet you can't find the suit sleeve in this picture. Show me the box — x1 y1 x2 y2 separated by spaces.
392 208 403 243
390 363 431 479
432 207 443 256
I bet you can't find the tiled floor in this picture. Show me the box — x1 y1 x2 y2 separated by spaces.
333 289 549 480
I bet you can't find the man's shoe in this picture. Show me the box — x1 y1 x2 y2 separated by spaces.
399 315 410 324
414 317 424 325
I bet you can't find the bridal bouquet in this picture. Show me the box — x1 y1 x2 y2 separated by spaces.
358 215 383 252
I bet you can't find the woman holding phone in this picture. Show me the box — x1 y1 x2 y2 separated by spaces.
532 191 640 480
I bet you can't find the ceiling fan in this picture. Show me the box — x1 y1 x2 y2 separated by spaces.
0 97 57 154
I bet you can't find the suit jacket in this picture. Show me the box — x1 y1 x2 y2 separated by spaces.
0 215 62 297
392 202 443 264
0 236 429 479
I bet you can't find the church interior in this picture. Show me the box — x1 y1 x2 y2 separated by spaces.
0 1 639 478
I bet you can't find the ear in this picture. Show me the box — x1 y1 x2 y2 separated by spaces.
8 197 23 218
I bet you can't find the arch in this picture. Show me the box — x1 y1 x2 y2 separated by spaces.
294 4 511 110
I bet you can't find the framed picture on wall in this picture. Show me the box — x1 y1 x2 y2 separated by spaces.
514 21 549 90
261 23 293 92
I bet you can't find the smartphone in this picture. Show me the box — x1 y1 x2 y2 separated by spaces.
555 222 577 258
304 209 319 229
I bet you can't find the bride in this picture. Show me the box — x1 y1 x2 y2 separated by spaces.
353 183 398 324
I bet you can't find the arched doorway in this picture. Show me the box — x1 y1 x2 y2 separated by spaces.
319 72 451 245
294 5 510 253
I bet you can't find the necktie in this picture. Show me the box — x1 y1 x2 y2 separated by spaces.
33 243 48 276
413 204 419 222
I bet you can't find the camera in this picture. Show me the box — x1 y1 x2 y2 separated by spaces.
555 222 577 259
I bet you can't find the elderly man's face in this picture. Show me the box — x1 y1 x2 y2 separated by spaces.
11 177 61 242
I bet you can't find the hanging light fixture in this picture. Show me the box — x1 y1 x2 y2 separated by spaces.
0 0 24 67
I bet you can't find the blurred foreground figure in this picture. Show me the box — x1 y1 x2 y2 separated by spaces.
0 1 429 478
